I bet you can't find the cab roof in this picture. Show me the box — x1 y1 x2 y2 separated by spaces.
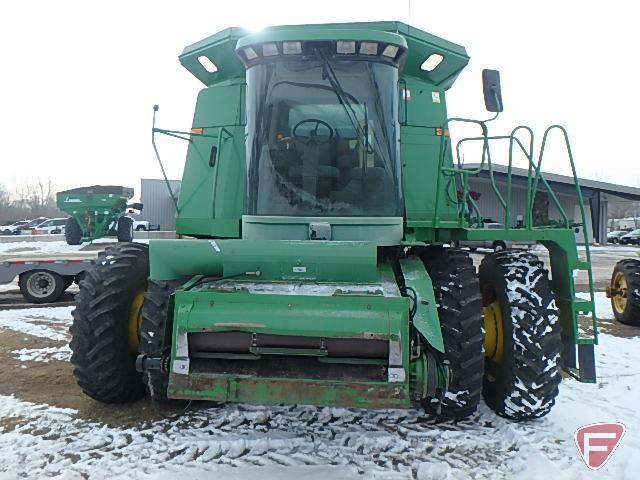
179 21 469 89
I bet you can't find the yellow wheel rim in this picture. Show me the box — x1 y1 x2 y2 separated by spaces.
483 300 504 364
128 290 145 353
612 271 628 314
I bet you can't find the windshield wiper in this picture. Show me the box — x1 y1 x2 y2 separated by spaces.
315 49 369 151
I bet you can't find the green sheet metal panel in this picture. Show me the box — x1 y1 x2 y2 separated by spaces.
175 80 246 238
149 239 380 282
399 257 445 352
169 375 410 408
174 288 407 338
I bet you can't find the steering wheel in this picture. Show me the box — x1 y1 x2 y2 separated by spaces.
293 119 334 145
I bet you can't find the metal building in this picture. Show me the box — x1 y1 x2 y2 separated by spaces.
465 164 640 244
139 179 181 231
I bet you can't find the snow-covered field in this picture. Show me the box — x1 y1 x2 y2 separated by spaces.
0 296 637 479
0 239 638 479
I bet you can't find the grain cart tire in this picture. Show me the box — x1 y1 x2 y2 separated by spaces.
479 251 561 421
420 247 484 419
70 243 149 403
19 270 65 303
117 216 134 243
65 217 82 245
610 259 640 326
139 279 184 402
493 241 507 252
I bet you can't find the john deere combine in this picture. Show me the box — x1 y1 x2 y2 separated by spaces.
70 22 597 421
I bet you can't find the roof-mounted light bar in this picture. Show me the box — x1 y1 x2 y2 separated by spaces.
238 39 406 66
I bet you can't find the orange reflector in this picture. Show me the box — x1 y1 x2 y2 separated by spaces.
435 128 450 137
190 127 204 135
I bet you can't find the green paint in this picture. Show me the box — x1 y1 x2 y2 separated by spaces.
56 187 133 242
148 20 598 407
399 258 445 353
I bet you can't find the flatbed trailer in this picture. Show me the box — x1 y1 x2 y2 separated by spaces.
0 255 96 304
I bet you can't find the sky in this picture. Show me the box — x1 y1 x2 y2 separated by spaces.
1 0 639 195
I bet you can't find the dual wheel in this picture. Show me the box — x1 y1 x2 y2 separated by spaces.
70 243 562 421
421 247 562 421
70 243 175 403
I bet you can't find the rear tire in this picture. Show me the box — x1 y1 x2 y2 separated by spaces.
117 217 134 243
479 251 561 421
19 270 65 303
70 243 149 403
610 259 640 326
140 279 184 402
420 247 484 419
65 218 82 245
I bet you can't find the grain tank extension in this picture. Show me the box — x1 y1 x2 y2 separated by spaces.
70 22 598 421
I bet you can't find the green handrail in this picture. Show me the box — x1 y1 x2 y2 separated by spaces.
454 132 569 229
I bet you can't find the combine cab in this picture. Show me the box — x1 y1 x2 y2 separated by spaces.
70 22 597 421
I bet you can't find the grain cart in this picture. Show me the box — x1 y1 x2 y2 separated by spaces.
70 22 598 421
57 186 142 245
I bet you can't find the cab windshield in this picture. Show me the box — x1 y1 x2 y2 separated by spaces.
245 59 401 217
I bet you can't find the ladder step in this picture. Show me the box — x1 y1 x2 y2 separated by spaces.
572 299 594 314
576 261 591 270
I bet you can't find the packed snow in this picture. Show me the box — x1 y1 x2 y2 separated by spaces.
0 297 637 478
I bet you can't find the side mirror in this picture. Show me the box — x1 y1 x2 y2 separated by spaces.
482 69 503 112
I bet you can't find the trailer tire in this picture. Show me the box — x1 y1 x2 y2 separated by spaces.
479 251 561 421
19 270 65 303
117 217 134 243
610 259 640 326
140 279 184 402
420 247 484 419
70 243 149 403
65 218 82 245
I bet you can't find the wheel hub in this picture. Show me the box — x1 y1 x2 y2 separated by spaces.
483 300 504 364
128 290 145 353
611 271 628 314
27 273 54 297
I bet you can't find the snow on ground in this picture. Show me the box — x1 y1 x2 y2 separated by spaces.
0 238 148 257
0 240 87 255
0 330 637 479
0 296 638 478
576 291 612 319
0 306 72 342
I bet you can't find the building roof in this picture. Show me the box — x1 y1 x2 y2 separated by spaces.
463 163 640 200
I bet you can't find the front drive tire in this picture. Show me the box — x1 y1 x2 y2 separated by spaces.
479 251 561 421
70 243 149 403
420 247 484 419
610 259 640 326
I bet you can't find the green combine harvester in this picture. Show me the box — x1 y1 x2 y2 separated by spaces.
56 185 141 245
70 22 598 421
